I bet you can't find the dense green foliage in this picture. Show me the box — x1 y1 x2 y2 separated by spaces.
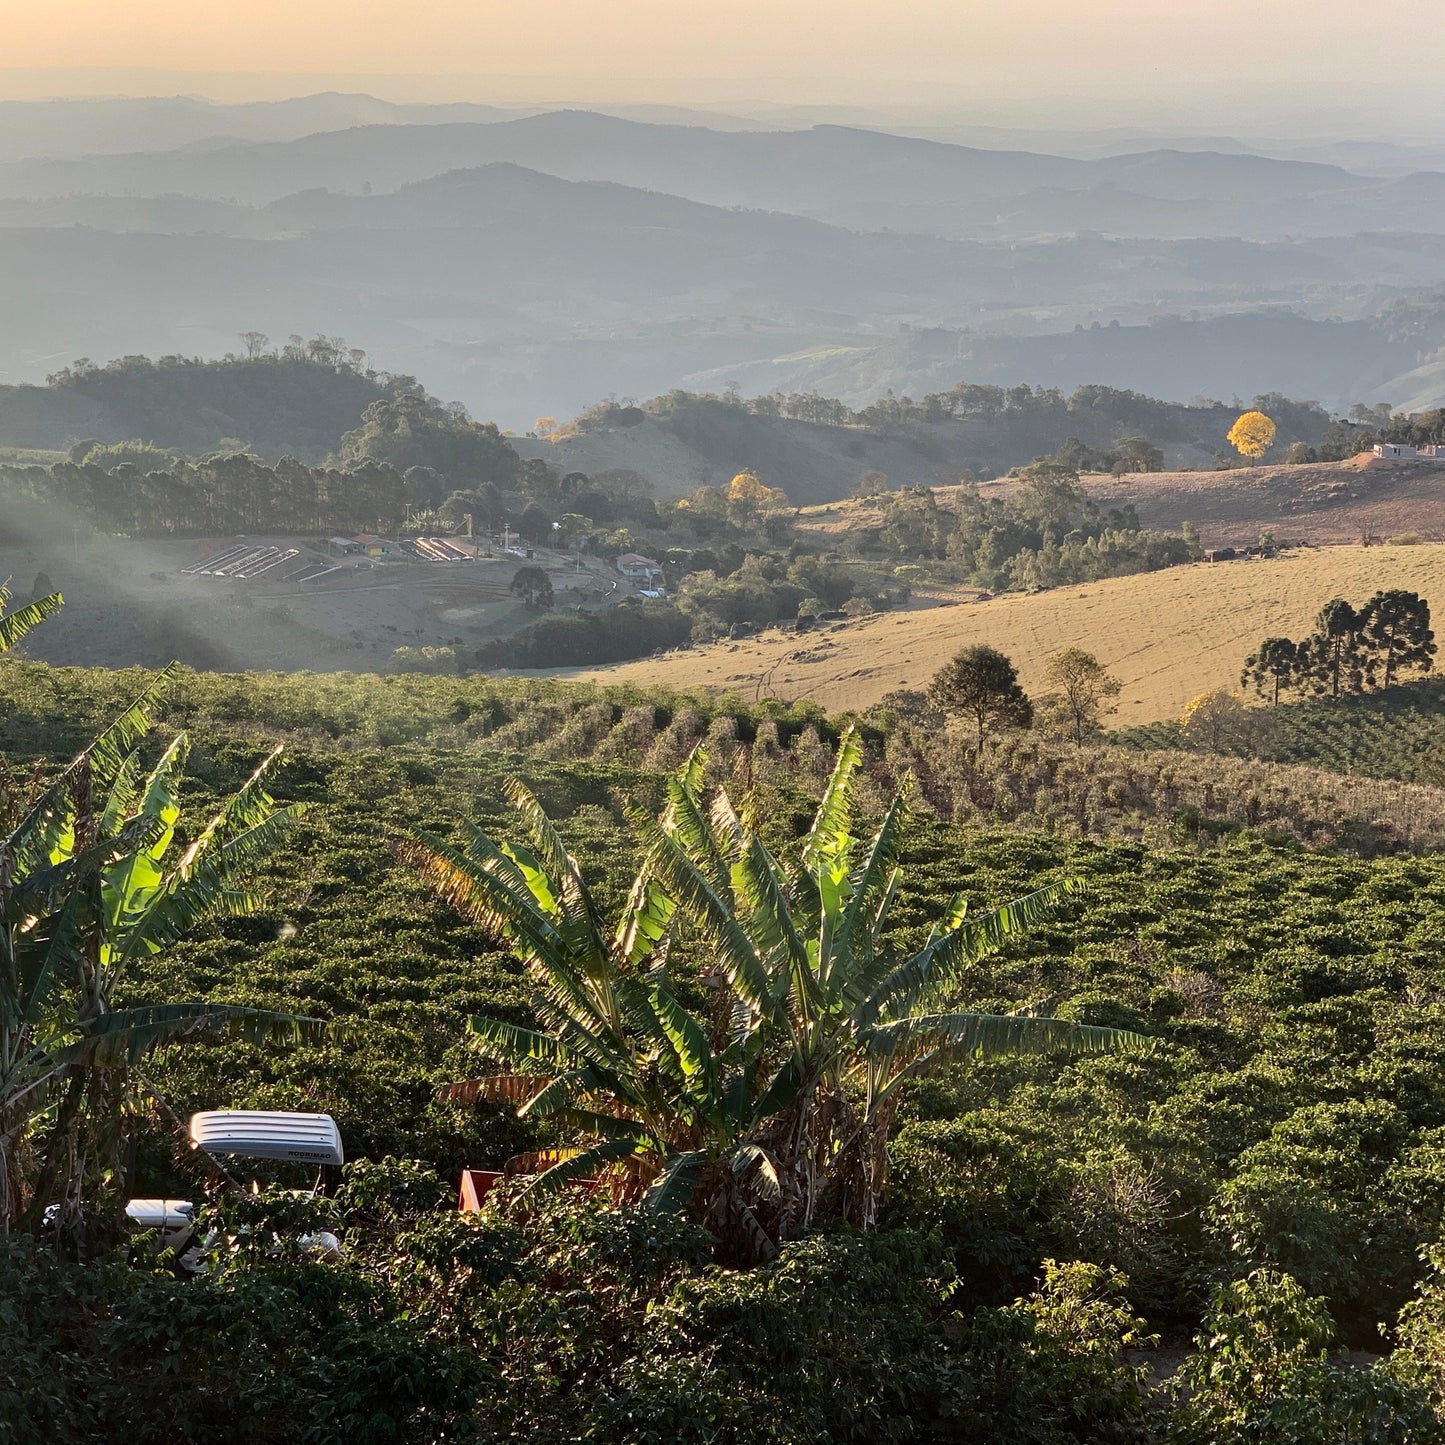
1 455 408 536
334 392 519 488
19 349 398 459
479 601 692 668
864 470 1197 589
1121 674 1445 787
9 650 1445 1437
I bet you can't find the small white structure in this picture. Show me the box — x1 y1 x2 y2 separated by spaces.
124 1198 196 1243
1374 443 1419 459
189 1110 345 1166
1421 444 1445 459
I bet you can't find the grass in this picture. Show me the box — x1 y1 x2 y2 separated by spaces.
566 544 1445 723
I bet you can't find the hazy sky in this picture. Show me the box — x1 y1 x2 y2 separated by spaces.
5 0 1445 129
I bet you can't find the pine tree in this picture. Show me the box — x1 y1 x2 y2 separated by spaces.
1359 589 1435 689
1241 636 1300 704
1302 598 1365 699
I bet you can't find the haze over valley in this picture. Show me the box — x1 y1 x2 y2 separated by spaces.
22 14 1445 1437
5 97 1445 423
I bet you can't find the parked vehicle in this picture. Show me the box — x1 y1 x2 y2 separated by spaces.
122 1110 346 1266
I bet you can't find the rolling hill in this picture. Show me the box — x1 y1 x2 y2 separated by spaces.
512 389 1334 504
0 112 1434 242
560 543 1445 722
0 355 397 459
3 108 1445 421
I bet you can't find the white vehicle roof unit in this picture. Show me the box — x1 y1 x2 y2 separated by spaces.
189 1110 344 1167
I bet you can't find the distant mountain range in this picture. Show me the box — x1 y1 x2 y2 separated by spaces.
1 101 1445 424
9 111 1445 243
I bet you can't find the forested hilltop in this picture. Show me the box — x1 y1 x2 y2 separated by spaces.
515 382 1336 503
0 344 408 461
0 344 1338 501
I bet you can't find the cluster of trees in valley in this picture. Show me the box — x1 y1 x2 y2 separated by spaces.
864 467 1197 590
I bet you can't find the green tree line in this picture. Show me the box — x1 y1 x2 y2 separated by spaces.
1243 591 1436 703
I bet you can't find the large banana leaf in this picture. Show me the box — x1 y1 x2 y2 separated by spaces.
43 1002 342 1069
854 879 1084 1030
0 588 62 654
859 1009 1149 1114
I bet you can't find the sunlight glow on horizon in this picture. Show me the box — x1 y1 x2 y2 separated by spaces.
7 0 1445 118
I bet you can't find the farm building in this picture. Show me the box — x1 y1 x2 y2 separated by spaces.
1374 443 1419 459
617 552 661 581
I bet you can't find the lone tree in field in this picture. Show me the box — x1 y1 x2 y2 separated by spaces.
1111 436 1165 475
1038 648 1123 744
510 565 553 611
928 644 1033 748
1227 411 1277 465
1241 637 1300 705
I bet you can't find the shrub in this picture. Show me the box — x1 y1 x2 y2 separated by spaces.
1166 1270 1439 1445
1203 1100 1423 1328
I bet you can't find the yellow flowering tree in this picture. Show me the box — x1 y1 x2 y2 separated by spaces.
1227 411 1277 464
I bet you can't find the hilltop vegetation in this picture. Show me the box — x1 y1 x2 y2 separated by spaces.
0 347 409 461
517 383 1333 502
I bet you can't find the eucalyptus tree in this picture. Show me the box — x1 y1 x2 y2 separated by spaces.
408 731 1143 1262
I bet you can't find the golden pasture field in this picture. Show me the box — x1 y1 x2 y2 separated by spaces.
564 544 1445 723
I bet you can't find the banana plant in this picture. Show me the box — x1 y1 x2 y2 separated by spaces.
640 727 1145 1230
411 734 1146 1261
0 582 63 655
402 774 796 1263
1 659 332 1242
